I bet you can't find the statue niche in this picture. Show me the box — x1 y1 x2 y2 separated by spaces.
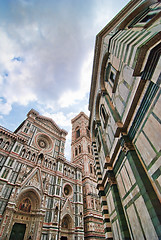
37 153 44 165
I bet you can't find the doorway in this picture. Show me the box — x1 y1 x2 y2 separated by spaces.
61 237 68 240
9 223 26 240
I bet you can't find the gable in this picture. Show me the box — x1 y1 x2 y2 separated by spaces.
61 199 74 219
36 117 60 133
35 116 67 136
27 109 68 136
21 168 43 194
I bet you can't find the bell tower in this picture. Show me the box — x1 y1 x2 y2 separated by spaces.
71 112 105 239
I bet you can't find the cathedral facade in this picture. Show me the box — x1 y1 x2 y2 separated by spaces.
0 109 104 240
0 109 84 240
88 0 161 239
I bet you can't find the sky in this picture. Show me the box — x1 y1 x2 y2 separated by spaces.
0 0 129 160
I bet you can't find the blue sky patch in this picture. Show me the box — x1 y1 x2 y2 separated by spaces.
11 57 24 62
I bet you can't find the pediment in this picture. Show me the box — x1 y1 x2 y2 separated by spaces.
27 109 67 136
36 117 59 132
36 116 67 136
21 168 43 194
61 199 74 218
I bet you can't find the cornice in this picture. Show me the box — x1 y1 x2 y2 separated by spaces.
88 0 143 124
71 111 89 123
0 126 27 143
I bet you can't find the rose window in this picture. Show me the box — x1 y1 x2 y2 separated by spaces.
63 184 73 198
38 139 47 148
35 133 53 152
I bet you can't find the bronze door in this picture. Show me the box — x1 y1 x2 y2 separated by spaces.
9 223 26 240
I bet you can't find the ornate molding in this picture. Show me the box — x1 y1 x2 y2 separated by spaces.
120 135 134 154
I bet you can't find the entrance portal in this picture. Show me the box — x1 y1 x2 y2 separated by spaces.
61 237 68 240
9 223 26 240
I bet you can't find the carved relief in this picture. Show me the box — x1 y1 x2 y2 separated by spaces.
27 172 41 190
120 135 134 154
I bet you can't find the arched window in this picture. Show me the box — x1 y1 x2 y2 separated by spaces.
90 164 93 174
76 128 80 139
31 153 35 161
52 161 56 170
14 144 20 153
88 145 90 153
55 205 58 213
102 107 106 122
21 149 26 158
64 167 67 176
79 145 81 153
0 138 3 145
105 63 119 93
75 148 78 156
44 159 48 167
4 141 9 150
26 151 31 159
100 105 108 128
49 161 52 168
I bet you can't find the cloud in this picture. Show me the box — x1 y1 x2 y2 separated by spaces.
58 51 93 108
0 99 12 115
0 0 129 158
0 0 130 116
0 0 93 114
42 111 71 128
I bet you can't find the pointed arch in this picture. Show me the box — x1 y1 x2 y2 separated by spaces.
4 141 10 150
0 138 3 145
100 52 110 90
26 151 31 160
79 145 81 153
61 214 74 230
75 126 80 139
31 153 36 161
17 187 41 211
95 91 102 121
20 148 26 158
75 148 78 156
